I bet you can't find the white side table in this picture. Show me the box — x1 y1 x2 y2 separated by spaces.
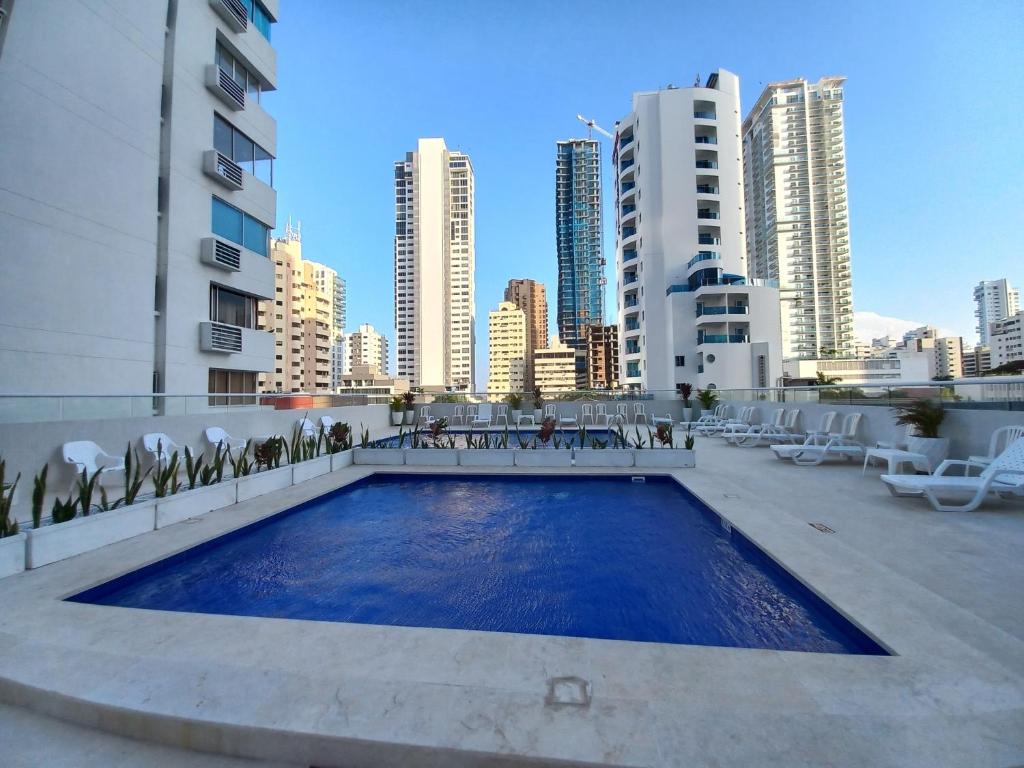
862 448 931 475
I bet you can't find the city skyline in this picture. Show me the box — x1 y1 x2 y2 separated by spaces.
269 1 1022 384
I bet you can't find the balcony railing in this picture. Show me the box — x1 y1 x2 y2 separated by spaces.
696 185 719 194
620 181 636 193
697 210 720 219
622 226 637 238
694 111 717 119
620 159 635 172
206 65 245 110
686 251 720 268
624 296 638 307
695 136 717 145
203 150 244 190
619 134 634 149
624 319 640 330
696 306 749 317
622 204 636 215
698 333 750 344
199 321 243 353
623 273 638 285
209 0 248 32
697 235 721 245
622 249 638 262
695 160 718 169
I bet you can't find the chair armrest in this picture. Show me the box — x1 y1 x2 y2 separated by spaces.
934 459 987 477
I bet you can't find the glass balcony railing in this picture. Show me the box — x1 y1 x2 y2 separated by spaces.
619 134 634 148
625 319 640 330
622 204 636 215
620 159 635 171
621 181 636 192
694 111 717 119
622 226 637 238
686 251 720 268
696 185 719 194
625 343 640 354
624 297 638 307
698 333 750 344
695 160 719 169
697 235 721 245
696 306 749 317
697 210 720 219
623 249 638 262
623 273 638 285
695 136 717 144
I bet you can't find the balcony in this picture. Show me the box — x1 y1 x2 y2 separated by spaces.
209 0 248 32
696 306 749 317
621 226 637 239
619 134 634 149
625 342 640 355
697 332 749 344
696 185 719 195
695 136 717 145
686 251 720 269
620 181 636 193
693 111 717 120
621 203 636 216
623 296 638 308
623 272 638 285
695 160 718 169
619 159 635 172
203 150 244 190
697 234 721 245
622 249 638 262
697 209 720 220
205 65 245 110
624 318 640 331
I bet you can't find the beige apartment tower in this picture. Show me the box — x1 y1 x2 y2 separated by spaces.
345 323 389 377
394 138 476 391
504 279 548 391
743 76 854 359
260 227 336 392
534 337 582 396
485 302 528 398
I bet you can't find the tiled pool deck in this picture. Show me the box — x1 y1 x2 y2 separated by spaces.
1 436 1022 767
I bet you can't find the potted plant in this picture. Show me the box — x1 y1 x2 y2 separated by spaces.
532 387 543 421
696 388 719 418
389 395 404 426
508 392 523 423
679 382 694 423
895 398 949 470
402 390 416 425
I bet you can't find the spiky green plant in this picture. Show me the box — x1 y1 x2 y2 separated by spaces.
894 398 946 439
152 452 181 498
613 423 629 449
75 467 103 516
50 494 78 524
359 425 370 449
631 426 647 450
465 430 476 449
122 445 151 505
696 389 719 410
515 428 528 449
684 428 695 451
315 425 326 457
591 438 608 449
198 444 225 486
397 425 408 448
183 447 203 490
552 434 562 449
31 463 48 529
98 486 123 512
0 461 20 538
228 440 253 478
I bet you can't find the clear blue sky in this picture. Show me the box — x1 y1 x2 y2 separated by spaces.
266 0 1023 379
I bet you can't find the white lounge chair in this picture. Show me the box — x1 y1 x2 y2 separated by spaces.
471 403 492 428
450 405 466 425
737 408 804 447
319 415 335 432
969 425 1024 467
770 413 864 466
881 438 1024 512
204 427 246 455
294 418 317 439
142 432 193 469
718 406 759 439
725 408 783 445
805 411 839 439
695 404 739 437
63 441 126 479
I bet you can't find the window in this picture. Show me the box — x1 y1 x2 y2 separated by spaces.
214 114 274 186
208 369 258 406
674 356 685 367
210 285 257 328
244 0 273 40
211 196 269 256
216 43 261 103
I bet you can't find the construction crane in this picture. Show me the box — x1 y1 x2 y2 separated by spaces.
576 114 614 140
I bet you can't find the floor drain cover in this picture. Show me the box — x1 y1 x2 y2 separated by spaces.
809 522 835 534
723 493 740 499
545 676 591 708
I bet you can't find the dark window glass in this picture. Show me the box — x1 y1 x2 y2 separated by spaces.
210 285 253 327
234 134 255 173
211 197 242 243
254 145 272 185
213 115 232 156
242 214 268 256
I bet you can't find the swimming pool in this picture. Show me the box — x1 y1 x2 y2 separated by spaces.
372 428 620 448
70 474 885 654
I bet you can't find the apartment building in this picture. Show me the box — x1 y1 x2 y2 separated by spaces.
933 336 964 379
485 302 527 398
310 261 346 387
0 0 279 399
336 365 408 402
503 279 548 391
974 279 1019 345
555 140 605 360
962 345 992 377
584 325 620 390
784 353 932 384
345 323 388 377
743 77 854 359
534 337 583 396
394 138 475 391
990 312 1024 368
615 71 783 393
260 229 336 392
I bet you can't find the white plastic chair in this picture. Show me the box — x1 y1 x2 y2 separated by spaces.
494 404 509 426
580 403 595 425
882 438 1024 512
633 402 648 424
204 427 246 455
594 403 610 426
471 403 492 428
543 403 557 421
559 406 578 429
63 441 126 478
613 403 629 426
319 415 335 432
451 405 466 425
969 425 1024 466
142 432 192 468
418 405 436 426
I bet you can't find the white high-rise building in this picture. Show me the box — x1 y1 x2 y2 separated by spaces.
0 0 279 399
989 312 1023 368
614 71 783 393
974 279 1019 345
394 138 475 391
345 324 389 378
743 76 854 359
485 301 527 398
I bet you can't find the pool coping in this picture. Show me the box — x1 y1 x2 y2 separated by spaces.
1 464 1023 767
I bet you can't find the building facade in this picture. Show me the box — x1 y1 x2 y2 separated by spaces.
345 323 388 377
533 337 582 396
503 279 548 391
743 76 854 360
962 345 992 377
584 325 619 390
394 138 475 391
485 302 527 399
555 140 604 357
614 71 783 393
784 352 932 384
336 365 408 403
989 312 1024 368
0 0 279 399
933 336 964 379
974 279 1019 345
260 229 336 393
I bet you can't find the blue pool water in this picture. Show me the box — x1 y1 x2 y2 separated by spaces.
372 429 619 448
70 475 886 654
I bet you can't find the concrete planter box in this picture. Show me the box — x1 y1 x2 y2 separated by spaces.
633 449 696 468
353 448 405 466
236 465 292 502
907 436 950 471
330 449 354 471
515 450 573 467
458 449 516 467
404 449 459 466
156 482 237 528
574 449 635 467
27 503 156 569
0 533 26 578
292 455 332 484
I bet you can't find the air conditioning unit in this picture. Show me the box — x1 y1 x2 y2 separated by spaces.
203 150 244 190
199 321 243 353
200 237 242 271
205 65 245 110
209 0 247 32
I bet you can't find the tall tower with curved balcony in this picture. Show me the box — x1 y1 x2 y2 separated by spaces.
614 71 782 393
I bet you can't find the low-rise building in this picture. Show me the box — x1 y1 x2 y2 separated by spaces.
335 364 408 402
345 323 388 376
783 351 933 385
